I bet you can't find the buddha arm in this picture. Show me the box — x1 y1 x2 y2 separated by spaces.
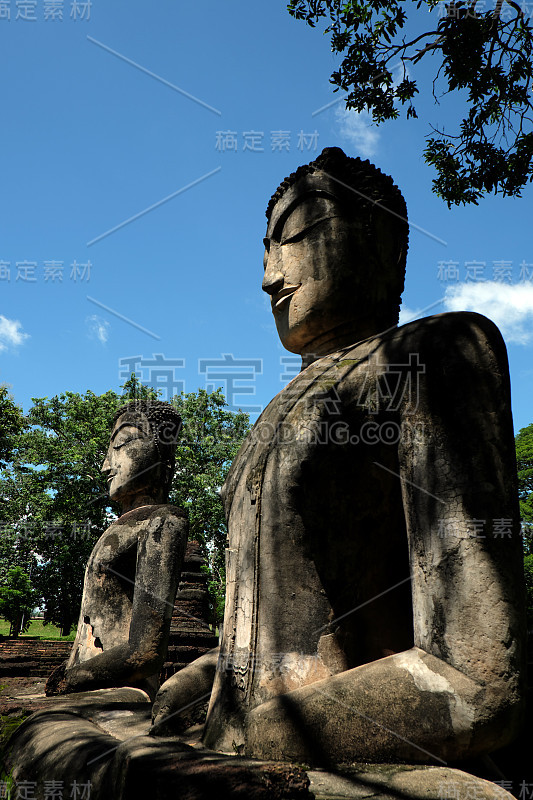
398 312 525 730
61 510 188 694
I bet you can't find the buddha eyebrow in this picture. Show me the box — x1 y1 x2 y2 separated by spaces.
110 422 146 441
270 190 340 240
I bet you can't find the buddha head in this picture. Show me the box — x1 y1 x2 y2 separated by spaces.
263 147 408 357
101 400 182 513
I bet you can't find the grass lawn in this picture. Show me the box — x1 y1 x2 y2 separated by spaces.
0 618 76 641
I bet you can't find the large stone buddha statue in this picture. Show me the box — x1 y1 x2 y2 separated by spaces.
46 399 188 700
154 147 526 767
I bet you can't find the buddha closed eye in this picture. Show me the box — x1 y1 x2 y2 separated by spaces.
112 425 145 449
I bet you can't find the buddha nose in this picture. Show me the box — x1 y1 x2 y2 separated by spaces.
262 246 284 296
101 455 110 475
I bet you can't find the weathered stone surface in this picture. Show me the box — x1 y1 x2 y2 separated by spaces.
3 700 312 799
307 765 513 800
45 401 188 699
3 699 517 800
2 691 149 794
0 683 149 719
199 148 527 764
105 737 313 800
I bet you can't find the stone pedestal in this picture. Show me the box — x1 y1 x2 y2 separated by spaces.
2 694 520 800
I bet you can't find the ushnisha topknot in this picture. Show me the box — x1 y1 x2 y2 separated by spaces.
266 146 407 223
113 400 182 468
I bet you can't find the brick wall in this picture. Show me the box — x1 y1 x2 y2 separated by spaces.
0 638 72 677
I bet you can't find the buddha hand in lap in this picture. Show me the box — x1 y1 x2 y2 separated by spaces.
155 147 526 767
45 400 188 700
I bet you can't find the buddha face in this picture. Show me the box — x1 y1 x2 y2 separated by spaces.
262 172 366 355
101 411 163 509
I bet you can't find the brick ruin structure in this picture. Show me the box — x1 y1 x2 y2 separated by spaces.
160 539 219 683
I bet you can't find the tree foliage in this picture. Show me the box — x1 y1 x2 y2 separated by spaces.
0 386 27 468
516 421 533 528
0 389 41 614
288 0 533 205
0 567 38 638
2 390 122 635
515 422 533 628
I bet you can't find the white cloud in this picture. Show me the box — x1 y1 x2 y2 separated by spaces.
0 315 29 352
335 106 380 158
86 315 110 344
444 282 533 345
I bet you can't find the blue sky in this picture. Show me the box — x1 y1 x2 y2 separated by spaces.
1 0 533 433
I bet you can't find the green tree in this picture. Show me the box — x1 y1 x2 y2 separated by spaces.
0 567 37 638
0 386 27 468
12 390 122 635
516 422 533 526
120 373 160 402
515 422 533 628
0 387 39 600
288 0 533 205
0 520 38 597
